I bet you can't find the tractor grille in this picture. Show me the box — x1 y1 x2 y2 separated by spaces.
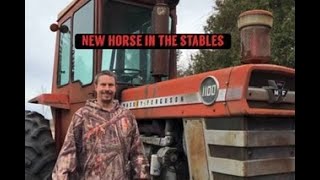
203 116 295 179
247 70 295 110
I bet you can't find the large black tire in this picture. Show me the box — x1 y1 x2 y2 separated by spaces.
25 110 57 180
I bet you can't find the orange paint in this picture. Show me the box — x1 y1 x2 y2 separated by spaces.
121 64 295 119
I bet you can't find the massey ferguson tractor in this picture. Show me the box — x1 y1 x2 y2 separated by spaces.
25 0 295 179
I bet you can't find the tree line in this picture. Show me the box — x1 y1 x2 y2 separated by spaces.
178 0 295 76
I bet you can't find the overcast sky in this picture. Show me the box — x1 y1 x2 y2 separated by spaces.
25 0 214 119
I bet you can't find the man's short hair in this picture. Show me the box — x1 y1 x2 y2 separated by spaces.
94 70 118 85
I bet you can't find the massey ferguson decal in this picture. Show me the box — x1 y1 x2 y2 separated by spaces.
264 80 288 103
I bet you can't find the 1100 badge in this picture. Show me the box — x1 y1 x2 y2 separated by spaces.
199 76 219 105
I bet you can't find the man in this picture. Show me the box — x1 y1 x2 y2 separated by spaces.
52 70 150 180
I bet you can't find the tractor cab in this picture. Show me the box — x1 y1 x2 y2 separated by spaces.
54 0 177 89
29 0 179 158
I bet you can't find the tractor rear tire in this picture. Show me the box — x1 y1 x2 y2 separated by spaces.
25 110 57 180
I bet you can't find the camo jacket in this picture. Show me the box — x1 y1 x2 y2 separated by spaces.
52 99 150 180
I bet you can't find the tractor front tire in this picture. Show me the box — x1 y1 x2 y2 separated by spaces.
25 110 57 180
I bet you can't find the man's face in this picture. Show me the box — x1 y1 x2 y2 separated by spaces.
95 75 116 104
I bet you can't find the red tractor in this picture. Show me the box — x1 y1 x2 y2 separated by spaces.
25 0 295 179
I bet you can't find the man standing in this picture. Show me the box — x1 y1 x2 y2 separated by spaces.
52 70 150 180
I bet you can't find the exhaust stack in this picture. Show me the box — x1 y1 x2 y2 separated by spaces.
238 10 273 64
151 0 170 82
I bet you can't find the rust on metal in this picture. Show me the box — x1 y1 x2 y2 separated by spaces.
151 0 170 80
239 9 273 17
169 8 178 79
183 118 210 180
204 130 295 147
28 93 70 109
205 116 295 131
209 157 294 177
208 145 295 161
238 9 273 64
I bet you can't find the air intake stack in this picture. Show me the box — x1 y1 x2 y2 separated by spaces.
238 10 273 64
